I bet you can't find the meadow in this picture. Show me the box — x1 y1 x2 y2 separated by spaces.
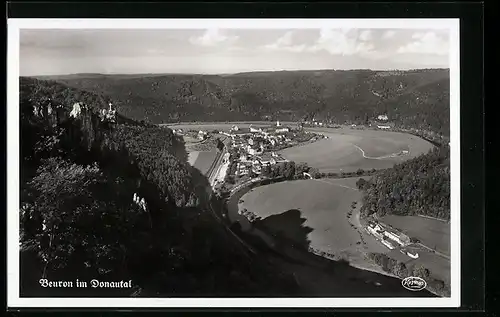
192 150 218 176
380 214 450 257
236 177 393 267
280 128 434 173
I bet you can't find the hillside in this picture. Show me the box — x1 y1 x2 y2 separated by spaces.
19 77 299 297
356 145 450 220
37 68 450 135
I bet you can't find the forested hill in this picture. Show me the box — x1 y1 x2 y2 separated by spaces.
356 145 451 221
36 68 450 135
19 77 299 297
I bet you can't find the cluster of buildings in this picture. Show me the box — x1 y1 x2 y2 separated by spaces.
221 121 298 154
236 151 288 176
376 114 392 130
365 221 417 258
172 128 184 135
221 121 301 177
197 130 208 140
303 119 325 126
300 114 394 130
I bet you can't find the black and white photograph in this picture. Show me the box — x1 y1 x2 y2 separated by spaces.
8 18 460 308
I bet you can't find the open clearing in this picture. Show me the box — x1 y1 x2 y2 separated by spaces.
381 214 450 257
187 151 200 166
238 177 387 267
167 122 276 132
192 150 218 176
280 127 434 173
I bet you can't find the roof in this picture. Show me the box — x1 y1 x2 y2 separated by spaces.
259 153 276 161
232 129 251 134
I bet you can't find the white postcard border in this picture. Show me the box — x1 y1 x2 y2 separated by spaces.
7 18 461 308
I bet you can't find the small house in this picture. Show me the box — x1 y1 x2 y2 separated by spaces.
198 130 208 140
249 125 262 133
276 127 290 133
377 114 389 121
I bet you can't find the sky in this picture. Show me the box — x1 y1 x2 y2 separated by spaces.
19 28 450 75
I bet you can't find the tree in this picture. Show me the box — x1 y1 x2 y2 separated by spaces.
216 138 224 152
356 178 369 190
283 161 296 179
22 157 148 281
393 262 408 278
261 165 271 177
295 162 309 176
309 167 320 179
413 265 431 279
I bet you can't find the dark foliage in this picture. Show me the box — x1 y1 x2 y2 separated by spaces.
267 161 296 180
359 146 450 220
19 78 298 297
40 68 450 135
367 253 450 297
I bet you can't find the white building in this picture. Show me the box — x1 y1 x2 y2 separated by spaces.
198 130 208 140
377 114 389 121
249 125 262 133
247 145 262 156
384 231 404 246
407 251 419 259
276 127 290 133
381 239 395 250
377 125 391 130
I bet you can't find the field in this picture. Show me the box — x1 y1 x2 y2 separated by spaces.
191 150 218 176
182 135 201 147
187 151 200 166
279 127 434 173
166 122 279 131
385 244 451 284
380 215 450 256
238 177 388 266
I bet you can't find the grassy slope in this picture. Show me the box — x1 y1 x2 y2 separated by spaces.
193 150 218 176
239 178 362 256
279 129 434 173
381 215 450 256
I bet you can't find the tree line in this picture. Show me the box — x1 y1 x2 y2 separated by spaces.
44 68 450 135
367 253 450 297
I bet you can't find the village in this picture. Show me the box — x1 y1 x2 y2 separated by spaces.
220 121 322 178
170 121 324 189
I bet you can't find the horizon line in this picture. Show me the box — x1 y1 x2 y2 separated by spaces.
22 67 450 77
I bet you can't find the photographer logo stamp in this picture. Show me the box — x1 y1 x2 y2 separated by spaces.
401 276 427 291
